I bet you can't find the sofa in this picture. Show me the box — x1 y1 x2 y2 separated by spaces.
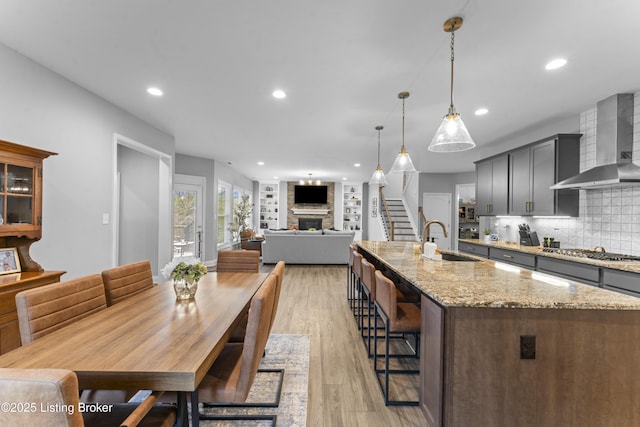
261 229 355 264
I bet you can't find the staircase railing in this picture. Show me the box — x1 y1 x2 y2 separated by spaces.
379 187 395 241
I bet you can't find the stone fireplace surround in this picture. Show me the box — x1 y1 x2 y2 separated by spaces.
287 181 335 229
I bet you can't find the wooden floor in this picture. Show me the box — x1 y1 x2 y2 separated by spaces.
266 264 427 427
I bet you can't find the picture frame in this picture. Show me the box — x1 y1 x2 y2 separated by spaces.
0 248 21 275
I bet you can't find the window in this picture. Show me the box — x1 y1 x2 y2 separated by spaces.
232 187 253 234
217 181 232 246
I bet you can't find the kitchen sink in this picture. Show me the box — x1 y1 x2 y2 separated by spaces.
441 253 479 262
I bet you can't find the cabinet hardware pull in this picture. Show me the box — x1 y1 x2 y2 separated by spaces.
503 254 514 258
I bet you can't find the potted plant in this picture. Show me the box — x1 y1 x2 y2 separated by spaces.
229 194 254 242
483 229 492 243
162 257 208 300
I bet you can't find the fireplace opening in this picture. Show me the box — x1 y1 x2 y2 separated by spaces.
298 218 322 230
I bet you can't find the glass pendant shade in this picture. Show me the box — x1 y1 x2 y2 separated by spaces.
430 16 476 154
369 125 389 187
389 146 416 173
389 91 417 174
369 165 389 187
429 112 476 152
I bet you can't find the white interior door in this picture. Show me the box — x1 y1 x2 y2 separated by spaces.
422 192 452 250
174 174 205 260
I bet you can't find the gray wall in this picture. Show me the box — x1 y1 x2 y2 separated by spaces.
118 145 160 270
0 42 174 278
418 171 476 247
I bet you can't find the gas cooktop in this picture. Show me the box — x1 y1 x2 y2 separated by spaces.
541 248 640 261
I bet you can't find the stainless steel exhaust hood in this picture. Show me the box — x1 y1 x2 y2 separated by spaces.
551 93 640 190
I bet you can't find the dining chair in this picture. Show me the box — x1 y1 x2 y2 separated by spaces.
373 270 421 406
101 260 154 306
194 273 279 424
268 260 285 335
15 275 136 404
15 274 108 345
216 249 260 272
0 368 175 427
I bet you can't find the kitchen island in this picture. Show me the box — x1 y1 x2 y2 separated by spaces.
356 240 640 427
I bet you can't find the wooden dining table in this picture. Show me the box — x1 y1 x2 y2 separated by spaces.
0 271 269 427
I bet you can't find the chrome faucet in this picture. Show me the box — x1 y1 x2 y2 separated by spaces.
422 220 448 252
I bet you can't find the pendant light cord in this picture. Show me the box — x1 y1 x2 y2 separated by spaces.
449 25 455 110
401 97 406 149
377 127 382 167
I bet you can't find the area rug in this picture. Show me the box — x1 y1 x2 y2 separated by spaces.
198 334 310 426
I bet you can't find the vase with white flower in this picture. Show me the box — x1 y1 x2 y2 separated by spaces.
162 257 208 300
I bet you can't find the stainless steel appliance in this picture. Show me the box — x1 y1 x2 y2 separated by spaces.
541 247 640 261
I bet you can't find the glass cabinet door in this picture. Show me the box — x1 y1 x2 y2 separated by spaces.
4 164 34 225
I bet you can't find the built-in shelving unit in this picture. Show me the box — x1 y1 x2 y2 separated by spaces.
258 183 279 231
343 183 362 239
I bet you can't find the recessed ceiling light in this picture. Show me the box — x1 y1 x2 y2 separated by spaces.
147 87 163 96
475 108 489 116
545 58 567 70
342 177 348 181
354 163 361 167
257 161 265 166
273 176 279 180
272 89 286 99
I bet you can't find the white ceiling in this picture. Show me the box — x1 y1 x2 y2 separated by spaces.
1 0 639 183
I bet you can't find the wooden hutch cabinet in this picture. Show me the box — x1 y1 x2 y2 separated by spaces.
0 139 64 354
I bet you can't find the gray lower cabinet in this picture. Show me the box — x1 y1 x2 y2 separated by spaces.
602 268 640 297
475 154 508 216
458 241 489 257
537 256 600 286
489 247 536 268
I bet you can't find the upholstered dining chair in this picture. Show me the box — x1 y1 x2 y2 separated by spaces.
15 274 107 345
0 368 175 427
101 260 154 306
216 249 260 272
194 273 279 424
268 260 285 335
373 270 421 406
15 275 135 403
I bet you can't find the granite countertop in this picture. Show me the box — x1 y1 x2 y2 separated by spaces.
459 238 640 274
356 241 640 310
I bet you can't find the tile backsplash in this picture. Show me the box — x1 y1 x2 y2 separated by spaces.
480 90 640 256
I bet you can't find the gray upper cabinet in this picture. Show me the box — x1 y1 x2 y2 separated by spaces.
478 134 581 217
510 139 557 215
475 154 509 216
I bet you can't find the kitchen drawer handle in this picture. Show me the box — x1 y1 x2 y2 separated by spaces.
503 254 514 259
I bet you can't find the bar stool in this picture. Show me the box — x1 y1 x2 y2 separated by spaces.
373 270 421 406
359 258 377 356
347 246 356 312
351 250 364 327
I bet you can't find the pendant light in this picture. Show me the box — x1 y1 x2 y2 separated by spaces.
428 17 476 153
369 125 389 187
389 91 417 173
